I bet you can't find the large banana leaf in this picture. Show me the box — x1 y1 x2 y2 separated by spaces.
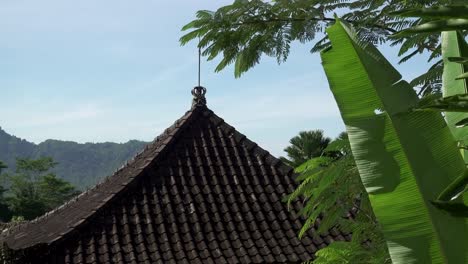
442 31 468 161
441 30 468 210
321 20 468 264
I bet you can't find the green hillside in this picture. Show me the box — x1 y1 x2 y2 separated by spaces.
0 127 148 189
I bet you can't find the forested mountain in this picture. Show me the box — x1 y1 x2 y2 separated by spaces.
0 127 148 189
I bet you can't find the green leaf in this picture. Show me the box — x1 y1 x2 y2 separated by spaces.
181 20 198 32
195 10 215 20
294 157 331 174
455 117 468 127
391 6 468 19
448 57 468 64
178 1 447 87
323 137 350 153
442 31 468 163
179 28 206 46
456 72 468 80
417 94 468 112
431 201 468 218
321 19 468 263
288 154 366 241
394 19 468 37
437 170 468 202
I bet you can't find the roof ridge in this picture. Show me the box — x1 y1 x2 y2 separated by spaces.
0 107 202 248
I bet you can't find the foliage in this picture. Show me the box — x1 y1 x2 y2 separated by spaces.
312 241 389 264
280 130 330 167
9 216 24 222
392 5 468 19
180 2 468 263
7 176 43 220
180 1 468 263
321 19 467 263
417 93 468 112
38 174 80 210
2 157 80 221
438 31 468 208
0 188 11 223
0 162 11 222
393 5 468 211
180 0 458 94
0 127 147 189
287 135 390 263
393 5 468 36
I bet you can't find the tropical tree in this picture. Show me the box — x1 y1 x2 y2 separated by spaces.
180 0 461 95
6 157 79 220
280 130 331 167
7 175 46 220
38 174 80 211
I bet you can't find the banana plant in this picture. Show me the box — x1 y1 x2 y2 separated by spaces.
392 5 468 211
321 19 468 264
439 31 468 206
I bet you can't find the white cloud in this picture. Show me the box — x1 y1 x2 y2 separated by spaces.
12 103 103 127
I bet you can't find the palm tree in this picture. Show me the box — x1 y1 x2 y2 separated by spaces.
281 130 331 168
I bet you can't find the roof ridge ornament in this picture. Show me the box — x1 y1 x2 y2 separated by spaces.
191 86 207 108
191 39 207 108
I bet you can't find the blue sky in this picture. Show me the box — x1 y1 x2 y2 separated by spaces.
0 0 432 157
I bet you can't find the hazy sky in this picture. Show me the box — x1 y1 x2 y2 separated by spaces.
0 0 431 157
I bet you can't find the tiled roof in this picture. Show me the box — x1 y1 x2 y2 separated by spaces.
0 102 350 263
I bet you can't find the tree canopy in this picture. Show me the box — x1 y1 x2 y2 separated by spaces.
1 157 80 221
181 0 462 95
280 130 330 167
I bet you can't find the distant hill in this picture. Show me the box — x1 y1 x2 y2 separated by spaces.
0 127 148 189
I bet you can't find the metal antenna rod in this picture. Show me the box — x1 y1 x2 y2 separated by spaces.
197 37 202 87
198 42 201 87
